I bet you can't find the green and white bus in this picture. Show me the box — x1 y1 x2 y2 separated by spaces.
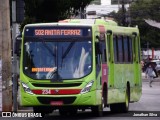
20 19 142 116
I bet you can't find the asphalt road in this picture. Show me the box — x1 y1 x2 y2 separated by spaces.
1 78 160 120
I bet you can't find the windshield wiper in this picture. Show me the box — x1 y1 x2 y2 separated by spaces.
41 41 56 57
60 41 75 69
40 39 57 67
39 38 61 82
62 41 75 59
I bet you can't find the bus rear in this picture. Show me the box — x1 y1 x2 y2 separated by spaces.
20 24 101 116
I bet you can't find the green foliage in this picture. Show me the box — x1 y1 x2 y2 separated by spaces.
108 8 124 26
20 0 93 31
109 0 160 48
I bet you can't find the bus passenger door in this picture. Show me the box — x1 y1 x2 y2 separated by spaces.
100 40 108 88
99 33 108 106
97 26 108 88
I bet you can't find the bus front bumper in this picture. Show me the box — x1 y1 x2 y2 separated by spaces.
20 89 102 107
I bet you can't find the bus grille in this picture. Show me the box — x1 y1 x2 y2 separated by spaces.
32 83 82 87
37 97 76 105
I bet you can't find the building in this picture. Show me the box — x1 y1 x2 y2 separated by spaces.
142 48 160 61
86 0 132 19
86 4 120 19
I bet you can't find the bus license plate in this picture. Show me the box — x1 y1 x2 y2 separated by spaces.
50 101 63 106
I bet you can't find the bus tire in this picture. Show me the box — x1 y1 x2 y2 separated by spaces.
121 87 130 112
91 97 104 117
110 103 119 113
110 88 130 113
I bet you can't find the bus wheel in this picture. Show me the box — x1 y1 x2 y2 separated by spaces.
91 97 104 117
110 103 118 113
110 88 129 113
121 88 130 112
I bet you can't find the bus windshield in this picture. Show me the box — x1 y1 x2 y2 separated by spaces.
23 39 92 80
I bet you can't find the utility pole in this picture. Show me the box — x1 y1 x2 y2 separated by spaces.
0 0 12 112
80 7 85 19
12 0 18 112
80 2 86 19
118 0 120 9
122 0 126 26
128 0 132 26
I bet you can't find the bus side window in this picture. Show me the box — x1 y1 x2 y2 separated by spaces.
133 34 137 62
107 35 111 62
128 36 133 62
138 36 141 63
117 36 123 63
123 36 129 63
113 35 124 63
113 35 118 63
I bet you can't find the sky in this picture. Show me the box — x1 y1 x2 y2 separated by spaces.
101 0 111 5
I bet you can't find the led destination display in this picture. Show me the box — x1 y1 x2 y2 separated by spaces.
24 26 91 38
34 29 82 36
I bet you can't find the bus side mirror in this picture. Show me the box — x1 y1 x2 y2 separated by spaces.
95 35 100 42
14 35 22 57
95 42 102 65
95 42 102 55
132 32 137 37
106 30 112 35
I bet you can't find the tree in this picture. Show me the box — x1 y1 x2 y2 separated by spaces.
20 0 93 31
129 0 160 48
108 9 124 26
108 0 160 48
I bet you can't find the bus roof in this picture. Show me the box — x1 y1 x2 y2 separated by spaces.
59 19 118 26
24 19 139 36
24 19 118 27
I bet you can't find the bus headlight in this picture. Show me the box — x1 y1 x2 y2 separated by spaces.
21 82 34 95
81 81 94 94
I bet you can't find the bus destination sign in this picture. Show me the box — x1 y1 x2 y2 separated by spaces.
24 26 91 38
34 29 82 36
